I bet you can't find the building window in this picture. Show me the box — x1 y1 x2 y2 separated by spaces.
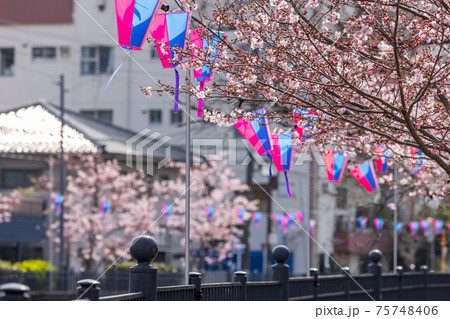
149 110 162 124
1 169 41 189
336 187 347 209
159 174 169 181
81 46 114 75
356 205 374 217
335 215 352 232
32 47 56 61
81 110 113 123
170 112 183 124
60 46 70 58
0 48 14 76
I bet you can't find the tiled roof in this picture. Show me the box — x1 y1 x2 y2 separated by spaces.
0 100 186 161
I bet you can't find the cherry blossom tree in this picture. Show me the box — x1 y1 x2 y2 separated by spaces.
42 154 256 272
150 0 450 182
47 154 159 272
0 191 19 224
153 159 258 268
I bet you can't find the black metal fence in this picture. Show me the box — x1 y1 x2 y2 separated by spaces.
2 235 450 301
0 269 249 294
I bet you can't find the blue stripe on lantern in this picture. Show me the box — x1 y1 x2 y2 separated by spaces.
102 201 111 213
237 208 245 220
374 218 383 232
249 109 272 155
166 12 190 66
360 161 378 190
278 133 293 170
201 36 211 79
130 0 161 49
333 152 347 181
197 31 223 81
206 206 214 218
435 220 443 234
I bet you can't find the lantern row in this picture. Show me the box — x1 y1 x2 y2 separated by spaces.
273 212 317 236
356 217 384 234
235 108 424 197
273 211 316 235
357 216 447 239
52 194 110 219
161 205 262 226
160 205 318 235
113 1 224 116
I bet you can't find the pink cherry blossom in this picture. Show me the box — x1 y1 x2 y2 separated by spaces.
157 0 450 181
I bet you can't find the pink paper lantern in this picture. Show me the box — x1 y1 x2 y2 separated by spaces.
295 211 304 223
323 150 349 183
374 145 390 173
150 12 192 68
271 133 294 197
149 11 192 113
234 109 272 156
115 0 164 50
190 28 225 117
350 160 379 192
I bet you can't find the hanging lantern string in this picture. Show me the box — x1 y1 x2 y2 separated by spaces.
104 49 131 90
197 81 204 117
174 69 180 113
284 171 292 198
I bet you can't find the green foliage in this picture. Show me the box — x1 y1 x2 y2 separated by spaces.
0 259 13 271
0 259 56 291
113 261 181 273
13 259 56 273
16 187 36 198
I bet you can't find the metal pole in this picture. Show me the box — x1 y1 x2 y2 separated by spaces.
59 74 66 289
48 155 54 291
307 156 314 272
184 70 191 285
266 177 274 275
393 165 398 273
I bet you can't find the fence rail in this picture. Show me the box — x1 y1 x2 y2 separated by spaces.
202 282 242 301
157 285 195 301
2 235 450 301
247 281 282 301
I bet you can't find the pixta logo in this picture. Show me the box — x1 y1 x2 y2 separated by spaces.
126 129 172 176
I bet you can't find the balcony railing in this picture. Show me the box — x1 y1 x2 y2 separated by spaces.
11 199 46 218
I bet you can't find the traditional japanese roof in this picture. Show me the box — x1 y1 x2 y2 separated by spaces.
0 99 185 161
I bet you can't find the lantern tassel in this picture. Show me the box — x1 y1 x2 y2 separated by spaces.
104 50 131 90
198 81 204 117
284 171 292 198
174 69 180 113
